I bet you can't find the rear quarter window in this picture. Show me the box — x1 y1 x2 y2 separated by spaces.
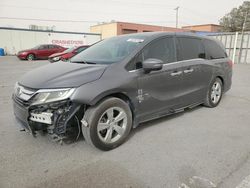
203 39 227 59
176 37 205 61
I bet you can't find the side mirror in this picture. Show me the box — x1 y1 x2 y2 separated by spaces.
143 58 163 73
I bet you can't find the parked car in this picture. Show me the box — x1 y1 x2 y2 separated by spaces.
48 45 89 63
17 44 66 61
13 32 232 150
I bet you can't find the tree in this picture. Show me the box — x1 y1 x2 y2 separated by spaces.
219 1 250 32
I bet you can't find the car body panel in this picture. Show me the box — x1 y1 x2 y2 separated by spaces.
136 62 184 120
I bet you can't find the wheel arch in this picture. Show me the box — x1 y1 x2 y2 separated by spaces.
94 92 135 116
82 92 136 126
215 75 224 91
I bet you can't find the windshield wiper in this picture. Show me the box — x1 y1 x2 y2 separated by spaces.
70 60 96 64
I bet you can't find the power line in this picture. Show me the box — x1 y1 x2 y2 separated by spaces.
107 0 177 7
0 3 177 13
0 17 98 23
0 17 184 24
0 4 176 17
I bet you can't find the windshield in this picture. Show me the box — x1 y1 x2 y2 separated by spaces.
31 45 41 49
71 35 147 64
63 47 76 53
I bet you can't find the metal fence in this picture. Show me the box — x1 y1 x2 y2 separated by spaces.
208 32 250 64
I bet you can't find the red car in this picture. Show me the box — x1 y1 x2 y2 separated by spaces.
17 44 66 61
48 45 89 63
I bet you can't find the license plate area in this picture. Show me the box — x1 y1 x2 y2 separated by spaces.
30 112 53 124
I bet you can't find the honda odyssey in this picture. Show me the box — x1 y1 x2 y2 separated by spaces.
13 32 232 150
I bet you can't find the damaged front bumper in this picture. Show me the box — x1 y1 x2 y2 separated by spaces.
13 94 82 141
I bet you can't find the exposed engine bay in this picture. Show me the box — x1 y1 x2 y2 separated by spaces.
13 87 85 144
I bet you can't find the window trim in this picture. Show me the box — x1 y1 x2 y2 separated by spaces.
128 58 203 73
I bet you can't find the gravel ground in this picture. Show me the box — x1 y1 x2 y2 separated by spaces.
0 56 250 188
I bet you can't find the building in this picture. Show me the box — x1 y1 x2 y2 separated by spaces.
90 21 189 39
0 27 101 55
182 24 222 32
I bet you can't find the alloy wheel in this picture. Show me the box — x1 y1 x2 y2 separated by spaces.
97 107 128 144
27 54 34 61
211 81 222 104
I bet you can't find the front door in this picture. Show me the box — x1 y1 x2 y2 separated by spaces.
136 37 185 121
37 45 50 59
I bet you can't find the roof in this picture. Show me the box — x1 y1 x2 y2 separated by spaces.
107 31 214 41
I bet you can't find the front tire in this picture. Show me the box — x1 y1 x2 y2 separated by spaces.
82 97 132 151
204 78 223 108
27 54 35 61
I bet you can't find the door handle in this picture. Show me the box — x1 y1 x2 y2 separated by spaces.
171 71 182 76
183 69 194 73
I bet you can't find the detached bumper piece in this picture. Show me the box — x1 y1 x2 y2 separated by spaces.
13 95 82 143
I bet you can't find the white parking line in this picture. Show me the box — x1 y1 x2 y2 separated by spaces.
236 175 250 188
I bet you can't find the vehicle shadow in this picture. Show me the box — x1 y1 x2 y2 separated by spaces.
129 104 203 139
64 104 203 145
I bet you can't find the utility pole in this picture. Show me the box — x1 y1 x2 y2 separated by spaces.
238 10 248 63
174 6 180 28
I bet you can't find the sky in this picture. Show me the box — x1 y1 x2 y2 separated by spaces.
0 0 245 33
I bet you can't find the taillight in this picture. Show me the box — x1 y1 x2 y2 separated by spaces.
228 60 233 68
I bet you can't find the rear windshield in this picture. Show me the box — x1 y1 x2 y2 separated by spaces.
71 35 147 64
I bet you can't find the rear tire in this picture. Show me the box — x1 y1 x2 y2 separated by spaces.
27 54 35 61
82 97 132 151
204 78 223 108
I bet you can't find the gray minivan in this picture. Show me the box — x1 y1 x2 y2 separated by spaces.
13 32 232 150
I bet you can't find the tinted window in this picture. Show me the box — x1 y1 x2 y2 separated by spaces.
143 37 175 63
49 45 61 49
203 39 227 59
126 37 176 70
75 47 87 53
177 37 205 61
49 45 55 49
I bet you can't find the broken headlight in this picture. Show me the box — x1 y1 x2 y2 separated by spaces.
31 88 75 105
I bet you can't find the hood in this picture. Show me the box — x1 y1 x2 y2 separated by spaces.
18 49 32 53
49 52 67 58
19 62 107 89
61 52 74 59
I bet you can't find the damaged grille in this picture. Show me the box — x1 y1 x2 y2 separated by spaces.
14 84 37 104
